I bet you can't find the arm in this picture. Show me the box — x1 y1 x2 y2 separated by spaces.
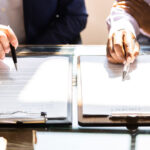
34 0 88 44
115 0 150 37
106 1 140 64
106 1 140 37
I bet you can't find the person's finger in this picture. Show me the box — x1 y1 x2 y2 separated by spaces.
133 40 140 61
0 25 18 48
6 26 18 48
108 36 120 63
123 31 136 63
107 39 118 64
111 33 126 63
113 30 126 63
0 43 5 60
0 31 10 54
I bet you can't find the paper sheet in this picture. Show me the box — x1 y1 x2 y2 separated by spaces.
0 56 70 118
35 132 130 150
80 55 150 115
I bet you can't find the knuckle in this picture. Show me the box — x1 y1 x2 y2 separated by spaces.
0 35 7 42
108 57 115 64
4 45 10 50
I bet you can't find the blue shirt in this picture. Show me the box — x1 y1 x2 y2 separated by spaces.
23 0 88 44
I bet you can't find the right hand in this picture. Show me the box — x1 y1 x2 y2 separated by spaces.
106 29 140 64
0 25 18 60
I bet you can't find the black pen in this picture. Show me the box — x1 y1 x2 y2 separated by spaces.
10 43 17 71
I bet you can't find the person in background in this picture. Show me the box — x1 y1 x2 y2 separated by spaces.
0 0 88 59
106 0 150 64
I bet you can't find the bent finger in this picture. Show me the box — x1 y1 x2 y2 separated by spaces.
0 43 5 60
0 25 18 48
6 26 18 48
113 30 126 63
123 31 136 63
0 31 10 53
133 40 140 61
111 33 125 63
107 40 118 64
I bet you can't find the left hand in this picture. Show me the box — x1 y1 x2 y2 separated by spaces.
113 0 150 35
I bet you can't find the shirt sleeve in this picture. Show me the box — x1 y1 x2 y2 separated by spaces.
33 0 88 44
106 3 140 37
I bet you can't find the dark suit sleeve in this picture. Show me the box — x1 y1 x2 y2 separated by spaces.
34 0 88 44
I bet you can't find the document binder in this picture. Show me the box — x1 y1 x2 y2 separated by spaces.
77 54 150 127
0 47 73 126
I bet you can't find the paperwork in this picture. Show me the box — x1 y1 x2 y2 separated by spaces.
0 56 70 118
80 55 150 115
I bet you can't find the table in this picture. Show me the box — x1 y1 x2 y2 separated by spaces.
1 45 150 150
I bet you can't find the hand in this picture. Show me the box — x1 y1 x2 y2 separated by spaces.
113 0 150 35
107 29 140 64
0 25 18 60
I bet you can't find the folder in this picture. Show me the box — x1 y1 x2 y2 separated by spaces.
0 47 72 125
78 54 150 127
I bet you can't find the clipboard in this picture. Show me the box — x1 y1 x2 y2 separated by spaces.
0 47 73 126
77 54 150 127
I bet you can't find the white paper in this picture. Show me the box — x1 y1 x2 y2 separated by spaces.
0 56 70 118
80 55 150 115
35 132 130 150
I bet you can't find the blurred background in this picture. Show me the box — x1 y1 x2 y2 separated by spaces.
81 0 114 45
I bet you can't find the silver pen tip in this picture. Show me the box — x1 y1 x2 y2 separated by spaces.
122 71 127 81
14 63 18 71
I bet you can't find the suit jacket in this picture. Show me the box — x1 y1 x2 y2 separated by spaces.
23 0 88 44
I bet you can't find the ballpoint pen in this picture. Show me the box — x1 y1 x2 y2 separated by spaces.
122 39 136 80
122 61 130 80
10 43 17 71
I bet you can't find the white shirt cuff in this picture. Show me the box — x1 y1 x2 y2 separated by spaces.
108 19 140 38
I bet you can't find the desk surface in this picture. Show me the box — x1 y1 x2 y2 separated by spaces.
1 45 150 150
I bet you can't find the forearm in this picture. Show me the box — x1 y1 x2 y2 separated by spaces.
106 3 140 37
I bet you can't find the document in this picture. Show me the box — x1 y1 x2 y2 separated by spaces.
80 55 150 115
0 56 70 119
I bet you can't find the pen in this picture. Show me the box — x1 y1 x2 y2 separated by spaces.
122 39 136 80
10 43 17 71
122 61 130 80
